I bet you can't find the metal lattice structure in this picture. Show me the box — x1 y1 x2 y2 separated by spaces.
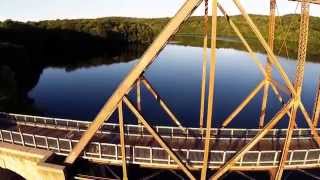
1 0 318 179
62 0 320 179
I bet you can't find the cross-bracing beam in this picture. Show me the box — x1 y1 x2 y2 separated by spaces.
210 100 294 179
218 3 291 128
64 0 204 164
230 0 320 141
122 96 196 180
210 0 320 178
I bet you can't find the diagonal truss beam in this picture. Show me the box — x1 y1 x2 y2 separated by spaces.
212 1 320 178
218 4 291 128
122 96 196 180
232 0 296 97
64 0 204 164
210 100 294 179
140 76 186 132
222 80 265 127
232 0 319 138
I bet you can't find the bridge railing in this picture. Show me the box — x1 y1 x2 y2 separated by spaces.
1 112 318 140
1 128 320 169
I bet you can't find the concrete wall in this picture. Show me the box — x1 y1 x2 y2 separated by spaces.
0 142 66 180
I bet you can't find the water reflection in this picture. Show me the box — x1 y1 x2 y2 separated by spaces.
0 44 319 128
0 44 146 114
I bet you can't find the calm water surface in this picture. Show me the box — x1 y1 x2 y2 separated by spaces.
13 44 320 128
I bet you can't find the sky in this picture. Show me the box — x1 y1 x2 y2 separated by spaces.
0 0 319 22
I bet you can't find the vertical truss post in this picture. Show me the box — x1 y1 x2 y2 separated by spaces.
118 101 128 180
137 78 142 125
137 78 142 111
275 0 310 179
259 0 276 128
64 0 203 164
122 96 195 180
199 0 209 129
313 78 320 127
201 0 217 179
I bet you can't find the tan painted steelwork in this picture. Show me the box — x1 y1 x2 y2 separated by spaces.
64 0 203 164
210 0 319 178
259 0 276 128
137 78 142 125
118 102 128 180
276 1 310 178
201 0 217 179
199 0 209 129
313 79 320 127
218 3 291 128
122 96 196 180
210 100 294 179
58 0 320 179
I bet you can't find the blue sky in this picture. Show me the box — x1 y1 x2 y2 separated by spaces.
0 0 319 22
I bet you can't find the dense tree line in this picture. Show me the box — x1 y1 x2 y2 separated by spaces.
0 14 320 60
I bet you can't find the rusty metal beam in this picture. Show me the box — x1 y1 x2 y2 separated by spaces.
313 79 320 127
122 96 195 180
276 1 310 178
137 78 142 125
218 4 267 78
222 80 265 127
118 101 128 180
297 101 320 146
140 76 186 132
201 0 217 179
275 103 298 179
218 3 291 127
210 100 294 179
232 0 297 99
137 78 141 111
260 0 276 128
64 0 203 164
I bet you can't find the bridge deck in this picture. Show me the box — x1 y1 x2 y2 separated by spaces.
0 113 320 170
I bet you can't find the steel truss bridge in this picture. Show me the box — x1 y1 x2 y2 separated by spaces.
1 0 320 179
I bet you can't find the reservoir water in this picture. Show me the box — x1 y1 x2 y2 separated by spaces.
2 44 320 128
